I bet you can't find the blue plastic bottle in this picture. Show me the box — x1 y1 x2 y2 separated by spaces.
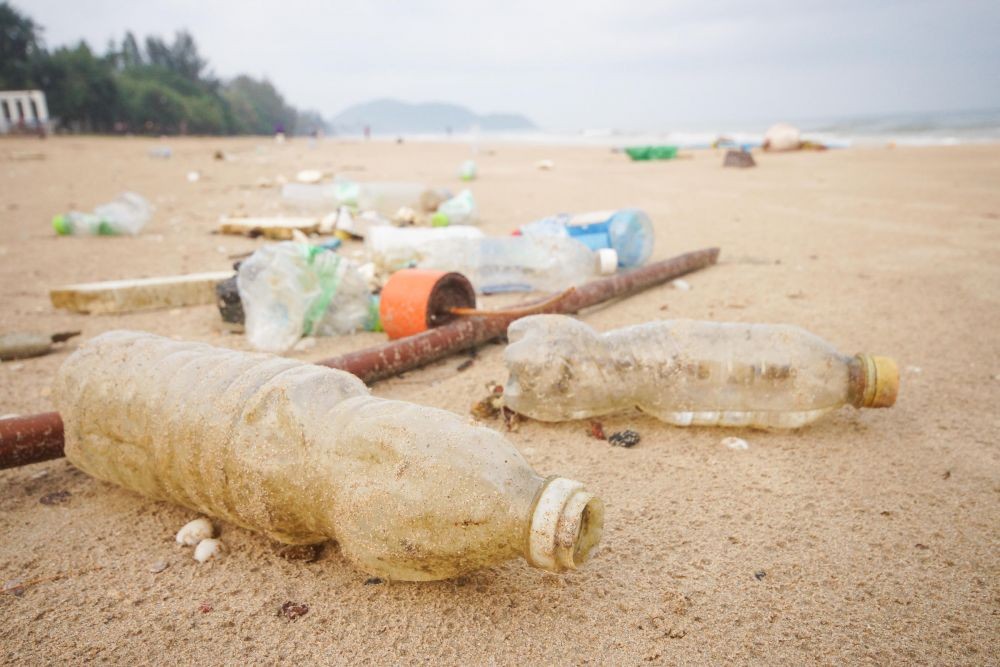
519 209 654 268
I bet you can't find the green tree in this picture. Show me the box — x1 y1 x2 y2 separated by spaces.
33 42 119 131
0 1 43 88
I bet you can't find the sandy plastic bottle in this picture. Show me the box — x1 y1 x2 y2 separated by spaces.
416 236 618 294
56 332 603 581
365 225 485 273
503 315 899 429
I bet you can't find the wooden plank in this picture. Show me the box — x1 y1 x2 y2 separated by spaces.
50 271 234 314
218 217 320 240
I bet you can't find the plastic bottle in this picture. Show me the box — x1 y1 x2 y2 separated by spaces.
459 159 477 181
503 315 899 429
52 192 152 236
55 331 604 581
237 242 378 352
416 236 618 294
365 225 485 273
431 189 478 226
518 208 654 268
282 181 449 217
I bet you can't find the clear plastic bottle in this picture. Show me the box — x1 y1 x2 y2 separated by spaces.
281 181 447 216
519 208 654 268
431 189 478 226
416 236 618 294
52 192 152 236
365 225 485 273
56 331 603 581
503 315 899 429
237 242 377 352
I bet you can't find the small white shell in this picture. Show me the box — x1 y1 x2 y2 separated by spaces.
176 518 214 546
193 538 223 563
671 279 692 291
721 437 749 450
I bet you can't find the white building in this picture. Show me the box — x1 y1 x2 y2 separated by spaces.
0 90 50 134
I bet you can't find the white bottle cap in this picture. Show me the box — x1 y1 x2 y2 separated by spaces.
596 248 619 274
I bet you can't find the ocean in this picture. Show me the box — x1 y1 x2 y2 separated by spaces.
361 108 1000 149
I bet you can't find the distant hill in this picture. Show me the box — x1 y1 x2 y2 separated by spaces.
330 98 537 133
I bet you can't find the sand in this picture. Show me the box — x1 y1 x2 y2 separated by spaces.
1 136 998 664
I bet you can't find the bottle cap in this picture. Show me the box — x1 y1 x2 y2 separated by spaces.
430 212 450 227
856 354 899 408
596 248 619 274
52 214 71 235
526 477 604 573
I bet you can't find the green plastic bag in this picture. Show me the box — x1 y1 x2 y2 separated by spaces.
625 145 679 161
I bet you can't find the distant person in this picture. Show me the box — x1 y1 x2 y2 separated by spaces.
364 125 371 140
274 122 286 144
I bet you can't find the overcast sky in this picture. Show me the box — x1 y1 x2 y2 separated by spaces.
18 0 1000 130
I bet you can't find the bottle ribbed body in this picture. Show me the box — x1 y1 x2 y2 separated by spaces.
56 332 605 580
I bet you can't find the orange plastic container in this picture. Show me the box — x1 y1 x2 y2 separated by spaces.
378 270 476 340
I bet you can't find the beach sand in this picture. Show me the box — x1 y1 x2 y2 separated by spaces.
1 136 998 664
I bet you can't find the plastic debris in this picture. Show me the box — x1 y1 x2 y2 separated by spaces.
238 242 378 351
52 192 152 236
503 315 899 429
624 145 678 161
431 189 478 226
56 332 604 581
519 209 654 268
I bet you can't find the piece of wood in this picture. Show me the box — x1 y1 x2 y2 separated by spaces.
50 272 234 314
218 217 320 240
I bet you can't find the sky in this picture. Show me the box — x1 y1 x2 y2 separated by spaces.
17 0 1000 131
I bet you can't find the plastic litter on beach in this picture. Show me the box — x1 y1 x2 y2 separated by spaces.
52 192 152 236
625 145 678 161
1 248 722 471
217 216 321 240
238 241 379 351
55 331 604 581
517 208 654 268
502 315 898 429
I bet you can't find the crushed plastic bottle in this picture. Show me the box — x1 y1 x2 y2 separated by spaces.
503 315 899 429
431 189 478 226
56 331 604 581
519 208 654 268
365 225 485 273
459 159 477 181
52 192 153 236
237 242 378 352
416 236 618 294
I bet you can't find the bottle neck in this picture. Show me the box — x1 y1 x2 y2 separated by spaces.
523 477 604 573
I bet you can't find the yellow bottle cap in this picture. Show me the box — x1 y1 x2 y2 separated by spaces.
857 354 899 408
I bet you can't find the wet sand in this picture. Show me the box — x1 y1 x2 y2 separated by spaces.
1 136 998 664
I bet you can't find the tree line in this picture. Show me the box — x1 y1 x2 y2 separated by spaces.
0 2 325 135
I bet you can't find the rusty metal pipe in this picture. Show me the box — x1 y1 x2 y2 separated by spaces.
322 247 720 381
0 411 65 469
0 247 719 470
